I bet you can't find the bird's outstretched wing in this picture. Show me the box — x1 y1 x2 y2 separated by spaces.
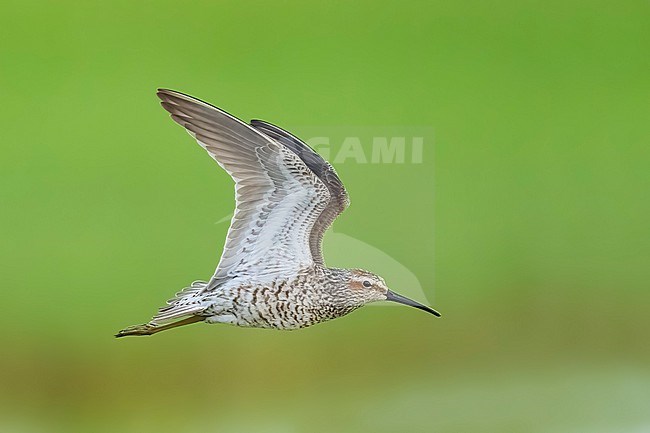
157 89 338 288
250 120 349 265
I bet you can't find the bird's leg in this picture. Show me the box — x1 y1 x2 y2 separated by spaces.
115 315 204 338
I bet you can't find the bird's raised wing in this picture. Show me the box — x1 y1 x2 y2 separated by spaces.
250 120 349 265
157 89 331 286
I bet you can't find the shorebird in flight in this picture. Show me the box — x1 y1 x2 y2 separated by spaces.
116 90 440 337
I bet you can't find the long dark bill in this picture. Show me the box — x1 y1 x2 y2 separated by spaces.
385 290 441 317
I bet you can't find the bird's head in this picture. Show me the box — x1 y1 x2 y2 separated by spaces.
343 269 441 317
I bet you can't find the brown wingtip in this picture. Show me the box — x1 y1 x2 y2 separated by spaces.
156 88 201 103
156 87 176 96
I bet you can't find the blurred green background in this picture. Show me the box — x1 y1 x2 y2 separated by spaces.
1 1 649 432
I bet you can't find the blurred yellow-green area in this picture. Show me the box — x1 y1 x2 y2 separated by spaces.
1 1 649 432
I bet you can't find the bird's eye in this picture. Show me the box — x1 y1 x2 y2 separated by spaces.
362 280 372 288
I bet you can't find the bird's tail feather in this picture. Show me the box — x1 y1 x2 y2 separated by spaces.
152 280 209 323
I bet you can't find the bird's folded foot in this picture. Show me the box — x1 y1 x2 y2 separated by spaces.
115 316 204 338
115 323 157 338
